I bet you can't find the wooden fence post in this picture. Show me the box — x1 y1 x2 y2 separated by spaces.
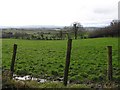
63 39 72 86
10 44 17 79
107 46 112 81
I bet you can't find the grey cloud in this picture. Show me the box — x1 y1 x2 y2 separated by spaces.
118 1 120 19
94 8 115 14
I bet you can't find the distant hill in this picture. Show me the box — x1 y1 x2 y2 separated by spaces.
0 25 105 31
0 25 64 30
84 27 100 31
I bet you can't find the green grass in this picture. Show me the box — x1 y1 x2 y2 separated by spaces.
2 37 120 83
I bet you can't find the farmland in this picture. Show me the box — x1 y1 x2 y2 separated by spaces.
2 37 120 83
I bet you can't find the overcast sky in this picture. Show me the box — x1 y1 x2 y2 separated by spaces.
0 0 119 27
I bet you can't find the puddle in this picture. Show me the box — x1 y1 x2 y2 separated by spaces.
13 74 47 83
13 74 64 83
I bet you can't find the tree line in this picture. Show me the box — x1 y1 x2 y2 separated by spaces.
88 20 120 38
1 20 119 40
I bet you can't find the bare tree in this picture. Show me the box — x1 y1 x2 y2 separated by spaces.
59 30 63 40
73 22 83 39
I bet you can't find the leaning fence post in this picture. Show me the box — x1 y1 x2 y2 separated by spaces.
107 46 112 81
63 39 72 86
10 44 17 79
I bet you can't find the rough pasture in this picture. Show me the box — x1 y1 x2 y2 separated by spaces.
2 38 120 83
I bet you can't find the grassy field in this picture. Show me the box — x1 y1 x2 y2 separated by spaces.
2 37 120 83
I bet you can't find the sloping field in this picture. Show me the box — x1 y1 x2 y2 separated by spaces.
2 37 120 83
